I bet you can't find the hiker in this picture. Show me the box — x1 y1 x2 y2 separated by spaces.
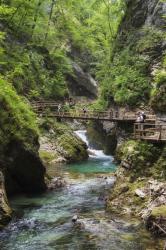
136 112 141 123
83 107 87 115
141 111 146 122
58 103 61 113
136 112 142 136
109 110 113 119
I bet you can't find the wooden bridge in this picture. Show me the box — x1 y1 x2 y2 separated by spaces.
31 101 156 122
31 101 166 143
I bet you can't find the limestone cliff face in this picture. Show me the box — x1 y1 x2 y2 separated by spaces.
67 62 98 99
0 79 47 227
107 0 166 109
124 0 165 29
67 46 98 99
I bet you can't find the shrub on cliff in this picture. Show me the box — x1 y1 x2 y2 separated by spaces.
116 140 161 177
150 56 166 111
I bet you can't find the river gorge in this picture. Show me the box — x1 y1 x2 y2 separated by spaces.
0 131 163 250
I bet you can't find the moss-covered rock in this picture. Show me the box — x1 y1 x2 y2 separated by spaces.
146 205 166 236
39 118 88 164
57 132 88 163
115 140 160 177
151 205 166 217
107 139 166 236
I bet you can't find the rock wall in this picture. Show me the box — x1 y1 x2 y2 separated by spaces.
4 140 46 195
105 0 166 237
67 61 98 99
104 0 166 108
0 78 46 227
107 140 166 236
123 0 165 29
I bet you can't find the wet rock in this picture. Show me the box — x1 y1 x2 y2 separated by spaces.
73 220 85 230
5 140 46 195
121 160 131 169
67 61 98 99
135 189 146 199
72 215 78 223
50 157 66 164
48 177 66 190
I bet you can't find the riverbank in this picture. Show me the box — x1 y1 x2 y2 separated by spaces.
87 121 166 242
106 140 166 240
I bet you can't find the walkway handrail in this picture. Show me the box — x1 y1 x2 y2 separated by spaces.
134 123 166 141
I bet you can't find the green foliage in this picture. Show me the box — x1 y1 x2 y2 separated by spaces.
151 205 166 217
154 69 166 86
100 49 150 106
150 55 166 111
116 140 160 176
151 146 166 180
0 76 38 152
0 0 125 102
136 26 164 52
0 4 15 19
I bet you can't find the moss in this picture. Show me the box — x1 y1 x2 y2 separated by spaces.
39 118 71 137
136 26 164 52
57 132 88 163
39 150 58 164
149 146 166 180
151 206 166 218
121 234 135 241
116 140 161 177
0 76 38 154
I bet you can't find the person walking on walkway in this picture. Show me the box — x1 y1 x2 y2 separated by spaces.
58 104 62 113
83 107 87 116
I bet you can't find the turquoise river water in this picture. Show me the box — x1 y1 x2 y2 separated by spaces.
0 131 164 250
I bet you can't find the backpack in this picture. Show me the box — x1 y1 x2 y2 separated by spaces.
142 114 146 120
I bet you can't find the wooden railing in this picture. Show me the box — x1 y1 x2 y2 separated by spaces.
35 109 156 122
31 102 157 121
31 102 166 143
134 123 166 142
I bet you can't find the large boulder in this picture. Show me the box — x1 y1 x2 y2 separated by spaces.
4 140 46 195
56 132 88 163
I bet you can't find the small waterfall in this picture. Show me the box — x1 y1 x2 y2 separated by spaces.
75 130 113 162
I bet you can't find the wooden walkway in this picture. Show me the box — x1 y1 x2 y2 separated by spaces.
31 102 156 122
37 111 156 122
134 123 166 142
31 101 166 143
